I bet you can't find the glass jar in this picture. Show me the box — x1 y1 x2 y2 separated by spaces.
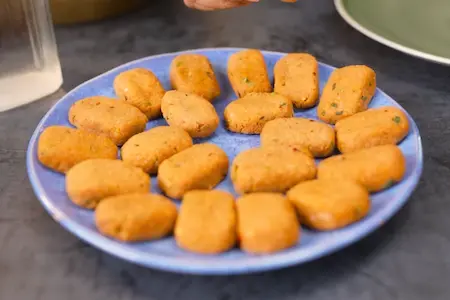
0 0 63 112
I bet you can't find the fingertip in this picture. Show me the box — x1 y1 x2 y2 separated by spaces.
184 0 194 8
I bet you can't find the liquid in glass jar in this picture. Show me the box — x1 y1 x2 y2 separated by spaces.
0 0 63 112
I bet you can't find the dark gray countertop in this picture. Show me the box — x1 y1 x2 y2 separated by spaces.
1 0 450 299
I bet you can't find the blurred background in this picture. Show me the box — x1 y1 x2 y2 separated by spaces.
50 0 367 89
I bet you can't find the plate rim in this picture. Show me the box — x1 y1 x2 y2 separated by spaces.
334 0 450 66
26 47 424 275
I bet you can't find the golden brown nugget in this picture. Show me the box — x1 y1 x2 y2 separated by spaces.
261 117 335 157
175 190 236 254
227 49 272 97
158 143 229 199
224 92 293 134
66 159 150 209
335 106 410 153
95 193 177 242
113 68 165 120
287 179 370 231
170 53 220 101
317 65 376 124
68 96 148 145
237 193 300 254
318 145 406 192
121 126 193 174
161 91 219 138
274 53 319 109
231 147 316 194
263 144 313 158
37 126 117 173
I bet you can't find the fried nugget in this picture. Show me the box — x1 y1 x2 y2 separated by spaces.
237 193 300 254
175 190 236 254
66 159 150 209
231 147 316 194
227 49 272 97
37 126 117 173
274 53 319 108
287 179 370 230
68 96 148 145
121 126 193 174
158 143 229 199
113 68 165 120
335 106 410 153
318 144 406 192
95 193 177 242
317 65 376 124
224 92 293 134
161 91 219 138
261 117 335 157
170 53 220 101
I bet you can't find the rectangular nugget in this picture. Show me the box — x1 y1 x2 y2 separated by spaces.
335 106 410 153
37 126 118 173
224 92 293 134
318 145 406 192
274 53 319 108
170 54 220 101
287 179 370 231
121 126 193 174
175 190 236 254
157 143 229 199
95 193 177 242
317 65 376 124
113 68 165 120
68 96 148 145
231 147 316 194
261 117 335 157
66 159 150 209
237 193 300 254
161 91 219 138
227 49 272 97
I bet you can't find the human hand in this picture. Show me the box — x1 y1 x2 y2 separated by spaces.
183 0 260 11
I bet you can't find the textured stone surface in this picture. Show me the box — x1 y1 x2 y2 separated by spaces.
1 0 450 299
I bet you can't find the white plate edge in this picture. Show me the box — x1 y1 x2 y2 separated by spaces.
334 0 450 66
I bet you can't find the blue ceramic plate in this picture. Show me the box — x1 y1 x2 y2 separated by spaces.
27 48 423 275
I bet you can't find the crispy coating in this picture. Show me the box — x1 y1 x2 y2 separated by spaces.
237 193 300 254
318 145 406 192
287 179 370 231
68 96 148 145
95 193 177 242
175 190 236 254
274 53 319 108
66 159 150 209
158 143 229 199
231 147 316 194
335 106 410 153
170 53 220 101
161 91 219 138
224 92 293 134
113 68 165 120
261 117 335 157
37 126 117 173
227 49 272 97
121 126 193 174
317 65 376 124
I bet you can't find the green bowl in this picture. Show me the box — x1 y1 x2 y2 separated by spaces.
335 0 450 65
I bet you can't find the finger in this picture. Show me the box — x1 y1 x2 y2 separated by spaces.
184 0 259 11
